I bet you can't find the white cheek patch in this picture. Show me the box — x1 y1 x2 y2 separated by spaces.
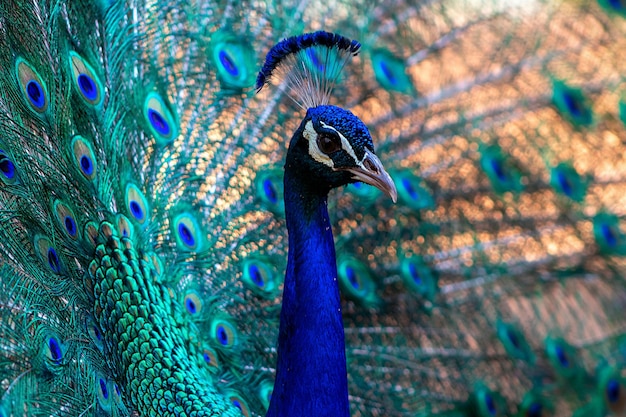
303 120 362 169
303 121 333 167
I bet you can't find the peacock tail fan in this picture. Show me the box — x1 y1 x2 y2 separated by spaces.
0 0 625 416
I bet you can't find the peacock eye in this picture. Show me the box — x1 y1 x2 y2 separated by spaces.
316 132 341 155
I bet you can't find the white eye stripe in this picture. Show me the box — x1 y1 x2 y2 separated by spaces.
314 121 361 168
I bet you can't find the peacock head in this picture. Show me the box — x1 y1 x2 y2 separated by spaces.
257 31 396 200
288 104 397 201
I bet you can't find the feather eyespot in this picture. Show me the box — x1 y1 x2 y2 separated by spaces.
125 184 149 225
87 318 104 350
78 74 97 99
306 48 325 72
255 168 284 215
92 325 102 341
46 336 63 364
229 394 251 417
183 292 202 315
545 338 581 379
16 58 48 113
179 222 195 246
345 265 359 289
48 248 61 272
370 50 413 94
172 212 203 251
602 224 617 247
552 80 593 126
550 163 586 202
400 256 438 301
597 365 626 413
337 256 380 307
216 326 230 345
593 213 625 254
27 81 44 107
219 50 239 77
211 319 237 348
507 328 520 348
496 321 535 363
525 402 542 417
65 216 77 236
42 334 65 373
69 52 103 107
143 92 177 144
564 93 582 115
262 178 278 204
607 379 620 403
242 258 278 298
116 214 134 239
317 132 341 154
53 201 79 239
518 391 553 417
148 109 170 135
96 374 113 411
112 383 123 405
35 236 63 274
211 33 256 90
0 152 15 178
555 345 569 367
71 136 97 180
484 393 497 416
0 150 17 184
84 221 99 245
605 378 626 416
80 155 94 175
472 385 502 417
479 146 523 194
201 347 220 371
99 378 109 400
393 171 435 210
249 264 264 286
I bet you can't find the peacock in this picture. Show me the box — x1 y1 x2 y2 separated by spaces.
1 0 626 416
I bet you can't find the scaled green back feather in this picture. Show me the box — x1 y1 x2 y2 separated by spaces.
1 0 626 416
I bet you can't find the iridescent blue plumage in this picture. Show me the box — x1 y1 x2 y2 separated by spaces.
1 1 626 417
259 32 396 416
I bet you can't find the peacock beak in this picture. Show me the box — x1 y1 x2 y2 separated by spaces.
343 149 397 203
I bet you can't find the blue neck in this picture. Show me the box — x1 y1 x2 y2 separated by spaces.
266 167 349 417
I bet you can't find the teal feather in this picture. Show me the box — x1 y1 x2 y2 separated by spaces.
0 0 626 416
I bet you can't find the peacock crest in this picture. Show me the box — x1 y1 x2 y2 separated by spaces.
0 0 626 416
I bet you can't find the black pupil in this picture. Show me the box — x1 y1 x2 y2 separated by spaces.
49 338 61 361
78 74 94 94
187 298 196 313
65 216 75 234
319 134 339 154
100 378 109 399
218 327 228 344
27 81 42 103
80 155 92 172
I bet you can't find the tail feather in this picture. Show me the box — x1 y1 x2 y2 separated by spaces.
1 0 626 416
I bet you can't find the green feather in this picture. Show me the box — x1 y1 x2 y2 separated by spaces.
1 0 626 416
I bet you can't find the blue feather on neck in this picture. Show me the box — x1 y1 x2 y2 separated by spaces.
267 133 349 417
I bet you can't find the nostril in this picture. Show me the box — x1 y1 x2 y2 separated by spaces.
364 159 378 173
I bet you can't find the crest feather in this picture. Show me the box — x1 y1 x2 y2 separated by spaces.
256 31 361 109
